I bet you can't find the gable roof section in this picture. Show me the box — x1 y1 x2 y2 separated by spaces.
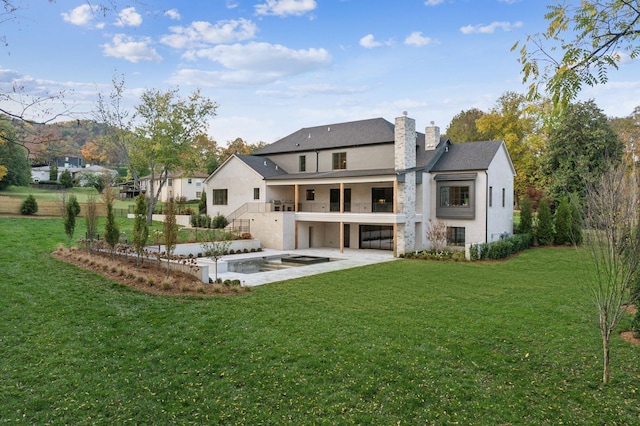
429 140 505 172
254 117 396 155
236 155 289 178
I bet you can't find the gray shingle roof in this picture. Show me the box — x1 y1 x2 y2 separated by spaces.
236 155 289 179
246 117 505 179
429 140 503 172
254 118 396 155
267 168 397 181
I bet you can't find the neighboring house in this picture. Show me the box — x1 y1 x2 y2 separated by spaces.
54 156 83 168
203 114 515 256
75 165 119 186
139 171 208 202
30 164 117 184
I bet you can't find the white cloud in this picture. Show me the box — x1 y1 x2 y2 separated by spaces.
226 0 240 9
170 42 331 88
186 42 331 75
161 19 257 49
405 31 434 47
359 34 394 49
115 7 142 27
102 34 162 63
359 34 380 49
289 83 369 95
460 21 523 34
61 4 100 27
164 9 181 21
255 0 317 17
424 0 443 5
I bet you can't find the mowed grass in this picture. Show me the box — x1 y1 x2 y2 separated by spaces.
1 217 639 424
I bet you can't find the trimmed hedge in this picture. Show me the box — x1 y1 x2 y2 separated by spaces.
469 233 532 261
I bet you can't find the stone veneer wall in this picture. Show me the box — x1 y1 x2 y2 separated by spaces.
394 115 417 255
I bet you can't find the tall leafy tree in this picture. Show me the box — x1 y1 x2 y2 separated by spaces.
218 138 268 165
0 119 30 189
514 1 640 111
444 108 492 142
609 106 640 165
94 74 141 192
476 92 549 200
133 88 217 225
544 100 623 203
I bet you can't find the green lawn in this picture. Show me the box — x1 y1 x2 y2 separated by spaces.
1 217 638 424
2 185 102 202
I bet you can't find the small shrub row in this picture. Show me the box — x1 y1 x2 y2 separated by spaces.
469 233 532 261
191 213 212 228
225 247 263 255
401 250 466 262
190 213 229 229
210 277 242 287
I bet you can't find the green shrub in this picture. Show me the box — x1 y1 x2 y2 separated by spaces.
20 194 38 215
60 169 74 188
190 213 212 228
469 233 532 261
212 214 228 229
536 198 554 246
519 197 533 235
554 197 572 245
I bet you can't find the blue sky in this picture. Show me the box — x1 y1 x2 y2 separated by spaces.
1 0 639 146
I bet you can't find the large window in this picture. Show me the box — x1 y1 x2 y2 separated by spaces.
440 186 470 207
306 189 315 201
299 155 306 172
447 227 465 246
360 225 393 250
330 188 351 212
332 152 347 170
212 189 228 205
372 187 393 212
435 174 476 219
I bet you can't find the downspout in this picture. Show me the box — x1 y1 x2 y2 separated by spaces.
485 171 489 243
315 150 319 172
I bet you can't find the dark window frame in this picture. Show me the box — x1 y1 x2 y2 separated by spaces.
332 152 347 170
435 175 476 220
253 187 260 200
306 189 315 201
372 187 394 212
212 189 228 205
299 155 306 172
447 227 466 246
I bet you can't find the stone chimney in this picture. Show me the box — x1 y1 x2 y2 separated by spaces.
395 112 416 171
425 121 440 150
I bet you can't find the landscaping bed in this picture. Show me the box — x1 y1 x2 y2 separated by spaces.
52 246 251 297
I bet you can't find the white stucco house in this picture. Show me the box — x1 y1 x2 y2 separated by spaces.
203 114 515 256
139 171 208 202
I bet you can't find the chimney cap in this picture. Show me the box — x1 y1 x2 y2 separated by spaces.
403 111 408 116
430 121 435 125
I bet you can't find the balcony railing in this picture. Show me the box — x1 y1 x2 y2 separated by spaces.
296 202 401 214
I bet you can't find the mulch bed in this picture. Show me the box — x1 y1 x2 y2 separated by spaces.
52 248 250 297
